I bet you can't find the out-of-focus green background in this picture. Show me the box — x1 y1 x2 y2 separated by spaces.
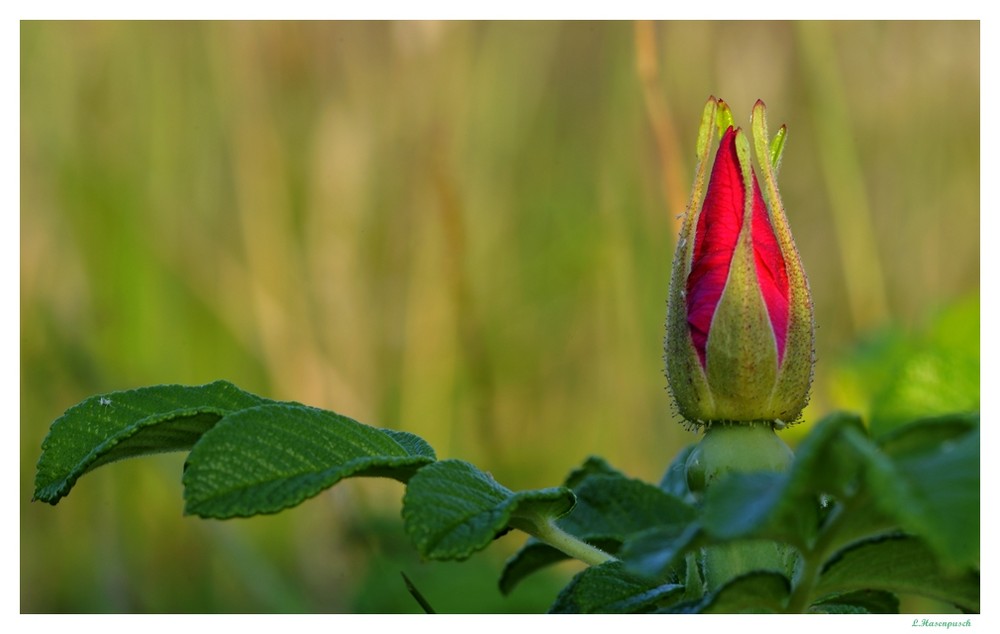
21 21 979 613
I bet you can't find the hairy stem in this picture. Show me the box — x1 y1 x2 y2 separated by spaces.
527 518 616 567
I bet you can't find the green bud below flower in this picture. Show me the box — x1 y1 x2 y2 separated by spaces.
665 97 815 426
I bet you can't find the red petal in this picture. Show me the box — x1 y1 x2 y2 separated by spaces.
750 169 789 363
686 127 789 367
687 127 742 367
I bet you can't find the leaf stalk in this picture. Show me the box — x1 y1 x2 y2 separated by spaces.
527 518 616 567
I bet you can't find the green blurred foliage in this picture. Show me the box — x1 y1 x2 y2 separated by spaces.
829 295 979 437
21 21 979 612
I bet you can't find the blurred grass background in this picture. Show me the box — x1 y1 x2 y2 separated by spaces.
20 21 979 613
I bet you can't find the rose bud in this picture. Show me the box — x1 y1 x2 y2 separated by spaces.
665 97 814 426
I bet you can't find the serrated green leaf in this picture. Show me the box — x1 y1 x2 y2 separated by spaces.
562 455 624 488
402 460 574 561
738 413 898 551
548 561 683 614
34 381 274 504
786 413 979 566
383 429 438 459
695 571 790 614
809 589 899 614
867 426 980 568
815 535 979 612
781 413 979 567
813 415 981 568
183 403 435 518
500 464 694 594
562 475 696 544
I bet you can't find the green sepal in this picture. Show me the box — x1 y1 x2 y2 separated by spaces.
770 124 787 174
665 96 722 422
695 95 720 159
751 99 815 423
714 99 734 137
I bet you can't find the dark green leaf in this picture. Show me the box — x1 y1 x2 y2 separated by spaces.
402 460 575 561
682 552 704 601
659 443 696 499
878 412 979 456
696 571 790 614
620 523 705 580
183 403 435 518
548 562 683 614
780 415 882 552
779 413 980 567
786 411 869 500
383 429 438 460
500 457 695 594
621 414 870 587
809 590 899 614
788 413 979 567
815 535 979 612
868 427 980 568
710 412 916 555
829 417 982 568
561 475 696 543
700 540 797 592
701 471 786 540
699 413 873 550
34 381 273 504
818 492 900 560
501 460 694 594
562 455 624 488
499 539 590 596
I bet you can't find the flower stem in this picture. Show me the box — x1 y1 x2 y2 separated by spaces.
785 498 851 613
785 551 822 614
